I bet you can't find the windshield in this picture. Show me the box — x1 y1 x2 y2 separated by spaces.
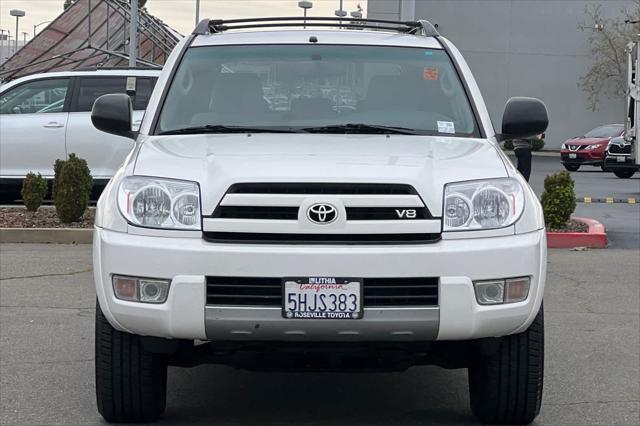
156 45 479 136
583 125 623 138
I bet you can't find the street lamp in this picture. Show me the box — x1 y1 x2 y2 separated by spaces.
33 20 52 37
22 32 28 44
298 1 312 27
335 0 347 28
9 9 25 54
195 0 200 27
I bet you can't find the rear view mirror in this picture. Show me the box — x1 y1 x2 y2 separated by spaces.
91 94 134 139
499 97 548 140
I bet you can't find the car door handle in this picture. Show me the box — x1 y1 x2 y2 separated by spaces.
43 122 64 128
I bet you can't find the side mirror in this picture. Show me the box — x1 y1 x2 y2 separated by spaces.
91 94 135 139
499 97 548 140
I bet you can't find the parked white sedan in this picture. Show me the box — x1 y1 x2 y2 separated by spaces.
0 68 161 201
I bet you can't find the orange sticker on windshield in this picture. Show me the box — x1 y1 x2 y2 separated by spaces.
423 67 439 80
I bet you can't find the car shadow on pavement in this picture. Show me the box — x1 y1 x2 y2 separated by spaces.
159 364 480 425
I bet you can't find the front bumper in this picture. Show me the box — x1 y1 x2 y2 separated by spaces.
604 155 640 170
94 227 546 342
560 151 604 165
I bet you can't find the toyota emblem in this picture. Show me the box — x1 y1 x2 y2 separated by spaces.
307 203 338 224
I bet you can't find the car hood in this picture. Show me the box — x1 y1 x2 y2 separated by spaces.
133 134 508 216
565 137 610 146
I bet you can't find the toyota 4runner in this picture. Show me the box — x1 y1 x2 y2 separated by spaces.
91 17 549 425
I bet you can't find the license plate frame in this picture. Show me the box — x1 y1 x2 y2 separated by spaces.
282 277 363 320
616 156 626 163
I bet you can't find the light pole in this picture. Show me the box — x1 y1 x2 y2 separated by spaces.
9 9 25 54
335 0 347 27
195 0 200 26
22 32 28 44
33 20 52 37
129 0 138 67
298 1 312 27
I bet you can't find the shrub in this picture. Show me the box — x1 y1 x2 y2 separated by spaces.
21 172 48 212
531 137 545 151
541 171 576 229
53 153 93 223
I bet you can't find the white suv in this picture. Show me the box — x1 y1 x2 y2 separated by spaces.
0 68 160 201
91 17 548 425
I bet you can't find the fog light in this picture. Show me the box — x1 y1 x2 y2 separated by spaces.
139 279 170 303
112 275 170 304
474 280 505 305
505 277 530 303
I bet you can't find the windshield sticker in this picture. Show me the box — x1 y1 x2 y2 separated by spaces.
437 121 455 134
423 67 439 80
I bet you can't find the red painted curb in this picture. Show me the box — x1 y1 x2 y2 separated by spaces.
546 216 607 249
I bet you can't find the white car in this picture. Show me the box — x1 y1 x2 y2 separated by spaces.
91 17 548 425
0 69 161 201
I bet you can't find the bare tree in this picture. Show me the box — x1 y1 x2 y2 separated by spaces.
579 1 640 111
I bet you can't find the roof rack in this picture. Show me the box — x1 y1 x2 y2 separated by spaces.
192 17 439 37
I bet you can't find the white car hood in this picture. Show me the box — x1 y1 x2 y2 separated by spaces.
133 134 508 216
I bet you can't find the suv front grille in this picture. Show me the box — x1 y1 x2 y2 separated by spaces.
608 144 631 155
206 276 439 307
205 182 440 244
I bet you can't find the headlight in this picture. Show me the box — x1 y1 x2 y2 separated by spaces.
444 178 524 231
561 143 567 149
118 176 201 230
585 144 603 150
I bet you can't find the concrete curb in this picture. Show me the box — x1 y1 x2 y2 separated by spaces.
547 217 607 249
0 228 93 244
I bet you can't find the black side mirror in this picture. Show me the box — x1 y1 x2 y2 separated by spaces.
91 94 134 139
499 97 548 140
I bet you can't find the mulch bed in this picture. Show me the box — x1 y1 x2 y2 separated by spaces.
0 207 94 229
547 219 589 233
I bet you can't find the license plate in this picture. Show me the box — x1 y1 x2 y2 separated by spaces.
282 277 362 319
617 156 626 163
569 153 577 159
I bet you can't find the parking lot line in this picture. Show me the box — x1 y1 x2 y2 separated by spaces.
579 197 638 204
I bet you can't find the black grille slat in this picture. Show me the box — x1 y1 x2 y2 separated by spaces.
213 206 299 220
346 207 430 220
203 232 440 244
226 183 417 195
206 276 438 307
210 206 431 221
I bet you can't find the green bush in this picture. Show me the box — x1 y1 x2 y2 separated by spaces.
53 153 93 223
21 172 48 212
531 137 545 151
541 171 576 229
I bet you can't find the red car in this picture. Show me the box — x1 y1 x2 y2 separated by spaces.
560 124 624 171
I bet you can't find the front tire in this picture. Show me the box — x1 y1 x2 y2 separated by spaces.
468 305 544 425
95 301 168 423
613 168 636 179
563 164 580 172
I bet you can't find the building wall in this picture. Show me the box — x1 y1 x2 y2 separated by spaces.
367 0 633 148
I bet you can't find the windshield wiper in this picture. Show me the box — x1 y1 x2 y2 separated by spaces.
301 123 418 135
158 125 300 135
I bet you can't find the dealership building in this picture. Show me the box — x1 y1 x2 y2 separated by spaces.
368 0 634 148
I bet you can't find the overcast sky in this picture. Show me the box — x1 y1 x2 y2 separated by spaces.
0 0 366 38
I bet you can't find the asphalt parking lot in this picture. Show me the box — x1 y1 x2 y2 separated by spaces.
1 242 639 425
